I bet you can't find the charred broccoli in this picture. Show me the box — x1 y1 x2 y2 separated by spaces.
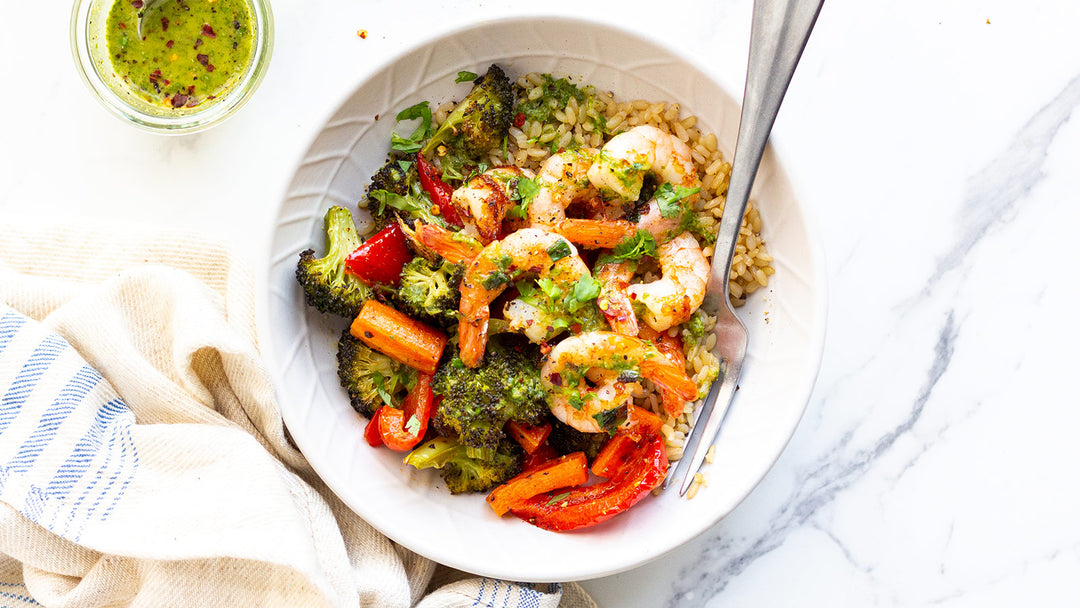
396 256 463 327
421 65 514 160
547 418 611 461
431 336 548 459
361 158 426 232
404 436 521 493
337 329 416 418
295 206 373 317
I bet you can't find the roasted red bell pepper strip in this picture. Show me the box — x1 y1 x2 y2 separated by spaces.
345 222 412 286
363 412 384 447
416 153 464 228
511 434 669 531
590 433 639 478
368 373 435 452
505 420 553 455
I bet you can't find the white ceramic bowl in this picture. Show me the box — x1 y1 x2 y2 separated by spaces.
265 16 826 582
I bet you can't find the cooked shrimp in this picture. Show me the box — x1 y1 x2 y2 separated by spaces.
595 259 639 336
451 166 533 244
458 228 589 368
627 232 709 332
415 222 483 264
542 331 698 433
638 325 691 418
587 125 700 203
527 149 598 228
557 218 637 250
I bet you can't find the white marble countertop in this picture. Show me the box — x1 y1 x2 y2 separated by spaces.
4 0 1079 605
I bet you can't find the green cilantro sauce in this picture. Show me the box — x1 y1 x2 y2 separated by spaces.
106 0 255 109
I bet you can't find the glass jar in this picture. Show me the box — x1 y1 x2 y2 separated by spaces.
71 0 273 134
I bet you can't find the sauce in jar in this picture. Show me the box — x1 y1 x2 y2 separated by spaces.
105 0 255 109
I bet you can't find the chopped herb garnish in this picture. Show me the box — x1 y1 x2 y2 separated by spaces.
597 230 657 266
455 70 478 83
655 183 700 219
390 101 432 154
546 239 572 261
405 414 422 436
537 277 563 301
570 275 601 304
546 492 572 505
506 176 540 220
482 270 511 291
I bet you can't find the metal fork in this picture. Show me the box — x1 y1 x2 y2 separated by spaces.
665 0 824 495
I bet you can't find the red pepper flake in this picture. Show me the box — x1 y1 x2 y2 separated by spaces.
148 68 162 81
118 22 127 29
358 29 368 39
201 23 217 37
206 63 215 72
161 17 169 31
185 96 199 108
193 38 203 49
187 85 195 94
131 0 143 7
196 53 209 66
171 94 189 108
514 112 525 128
166 40 174 48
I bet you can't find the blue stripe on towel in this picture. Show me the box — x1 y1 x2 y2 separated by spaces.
0 309 139 543
0 310 28 356
0 334 68 435
7 366 100 473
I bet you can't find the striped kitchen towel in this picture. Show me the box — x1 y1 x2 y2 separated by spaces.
0 223 595 608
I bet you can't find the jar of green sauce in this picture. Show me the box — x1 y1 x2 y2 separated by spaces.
72 0 273 134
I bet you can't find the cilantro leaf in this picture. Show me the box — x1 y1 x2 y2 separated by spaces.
571 275 601 303
537 277 563 301
455 70 478 83
507 177 540 220
390 101 432 154
654 183 700 219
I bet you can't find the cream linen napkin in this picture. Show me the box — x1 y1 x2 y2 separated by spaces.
0 223 596 608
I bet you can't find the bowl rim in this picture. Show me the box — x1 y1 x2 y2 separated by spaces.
69 0 275 135
259 12 829 581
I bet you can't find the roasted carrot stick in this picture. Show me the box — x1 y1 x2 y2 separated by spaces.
350 300 447 374
486 451 588 517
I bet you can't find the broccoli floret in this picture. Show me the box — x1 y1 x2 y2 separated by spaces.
396 256 463 327
548 418 612 461
404 436 521 493
336 329 416 418
295 206 373 317
362 158 424 232
421 65 514 159
431 336 548 458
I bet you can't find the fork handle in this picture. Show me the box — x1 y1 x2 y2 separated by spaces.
714 0 824 281
670 0 823 496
